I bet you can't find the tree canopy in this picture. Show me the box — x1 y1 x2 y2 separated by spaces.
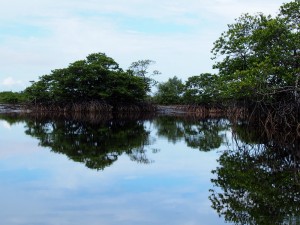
128 59 160 93
153 76 185 105
0 91 27 104
211 0 300 103
25 53 150 106
183 73 220 104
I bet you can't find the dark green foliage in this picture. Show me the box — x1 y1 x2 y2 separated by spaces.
153 76 184 105
0 91 27 104
106 72 147 104
211 0 300 103
24 53 148 106
183 73 220 104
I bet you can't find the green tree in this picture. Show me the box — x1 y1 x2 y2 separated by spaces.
278 0 300 100
128 59 159 93
106 72 148 104
0 91 27 104
211 0 300 103
25 53 148 106
25 76 53 103
183 73 220 104
154 76 184 105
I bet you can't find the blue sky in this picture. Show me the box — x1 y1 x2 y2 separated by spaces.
0 0 288 92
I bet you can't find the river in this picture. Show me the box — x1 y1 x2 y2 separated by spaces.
0 113 299 225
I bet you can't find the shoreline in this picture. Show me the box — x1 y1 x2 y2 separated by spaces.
0 104 27 113
0 103 245 118
0 103 190 115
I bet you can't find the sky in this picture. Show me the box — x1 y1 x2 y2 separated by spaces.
0 0 288 92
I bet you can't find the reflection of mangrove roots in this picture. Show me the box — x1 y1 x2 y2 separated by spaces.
24 101 113 112
164 105 248 120
1 111 156 124
23 101 157 113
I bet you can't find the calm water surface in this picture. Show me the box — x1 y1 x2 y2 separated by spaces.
0 114 299 225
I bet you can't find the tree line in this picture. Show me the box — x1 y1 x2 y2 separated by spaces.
0 1 299 113
155 0 299 107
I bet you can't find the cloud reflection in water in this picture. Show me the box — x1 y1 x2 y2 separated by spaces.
0 115 228 225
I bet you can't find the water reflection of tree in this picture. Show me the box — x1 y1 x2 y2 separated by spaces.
0 114 156 170
154 116 229 151
209 123 300 225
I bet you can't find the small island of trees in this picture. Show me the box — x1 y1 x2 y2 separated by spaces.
24 53 158 112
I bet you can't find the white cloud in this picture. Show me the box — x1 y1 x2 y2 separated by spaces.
2 77 20 86
1 77 24 88
1 121 11 129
